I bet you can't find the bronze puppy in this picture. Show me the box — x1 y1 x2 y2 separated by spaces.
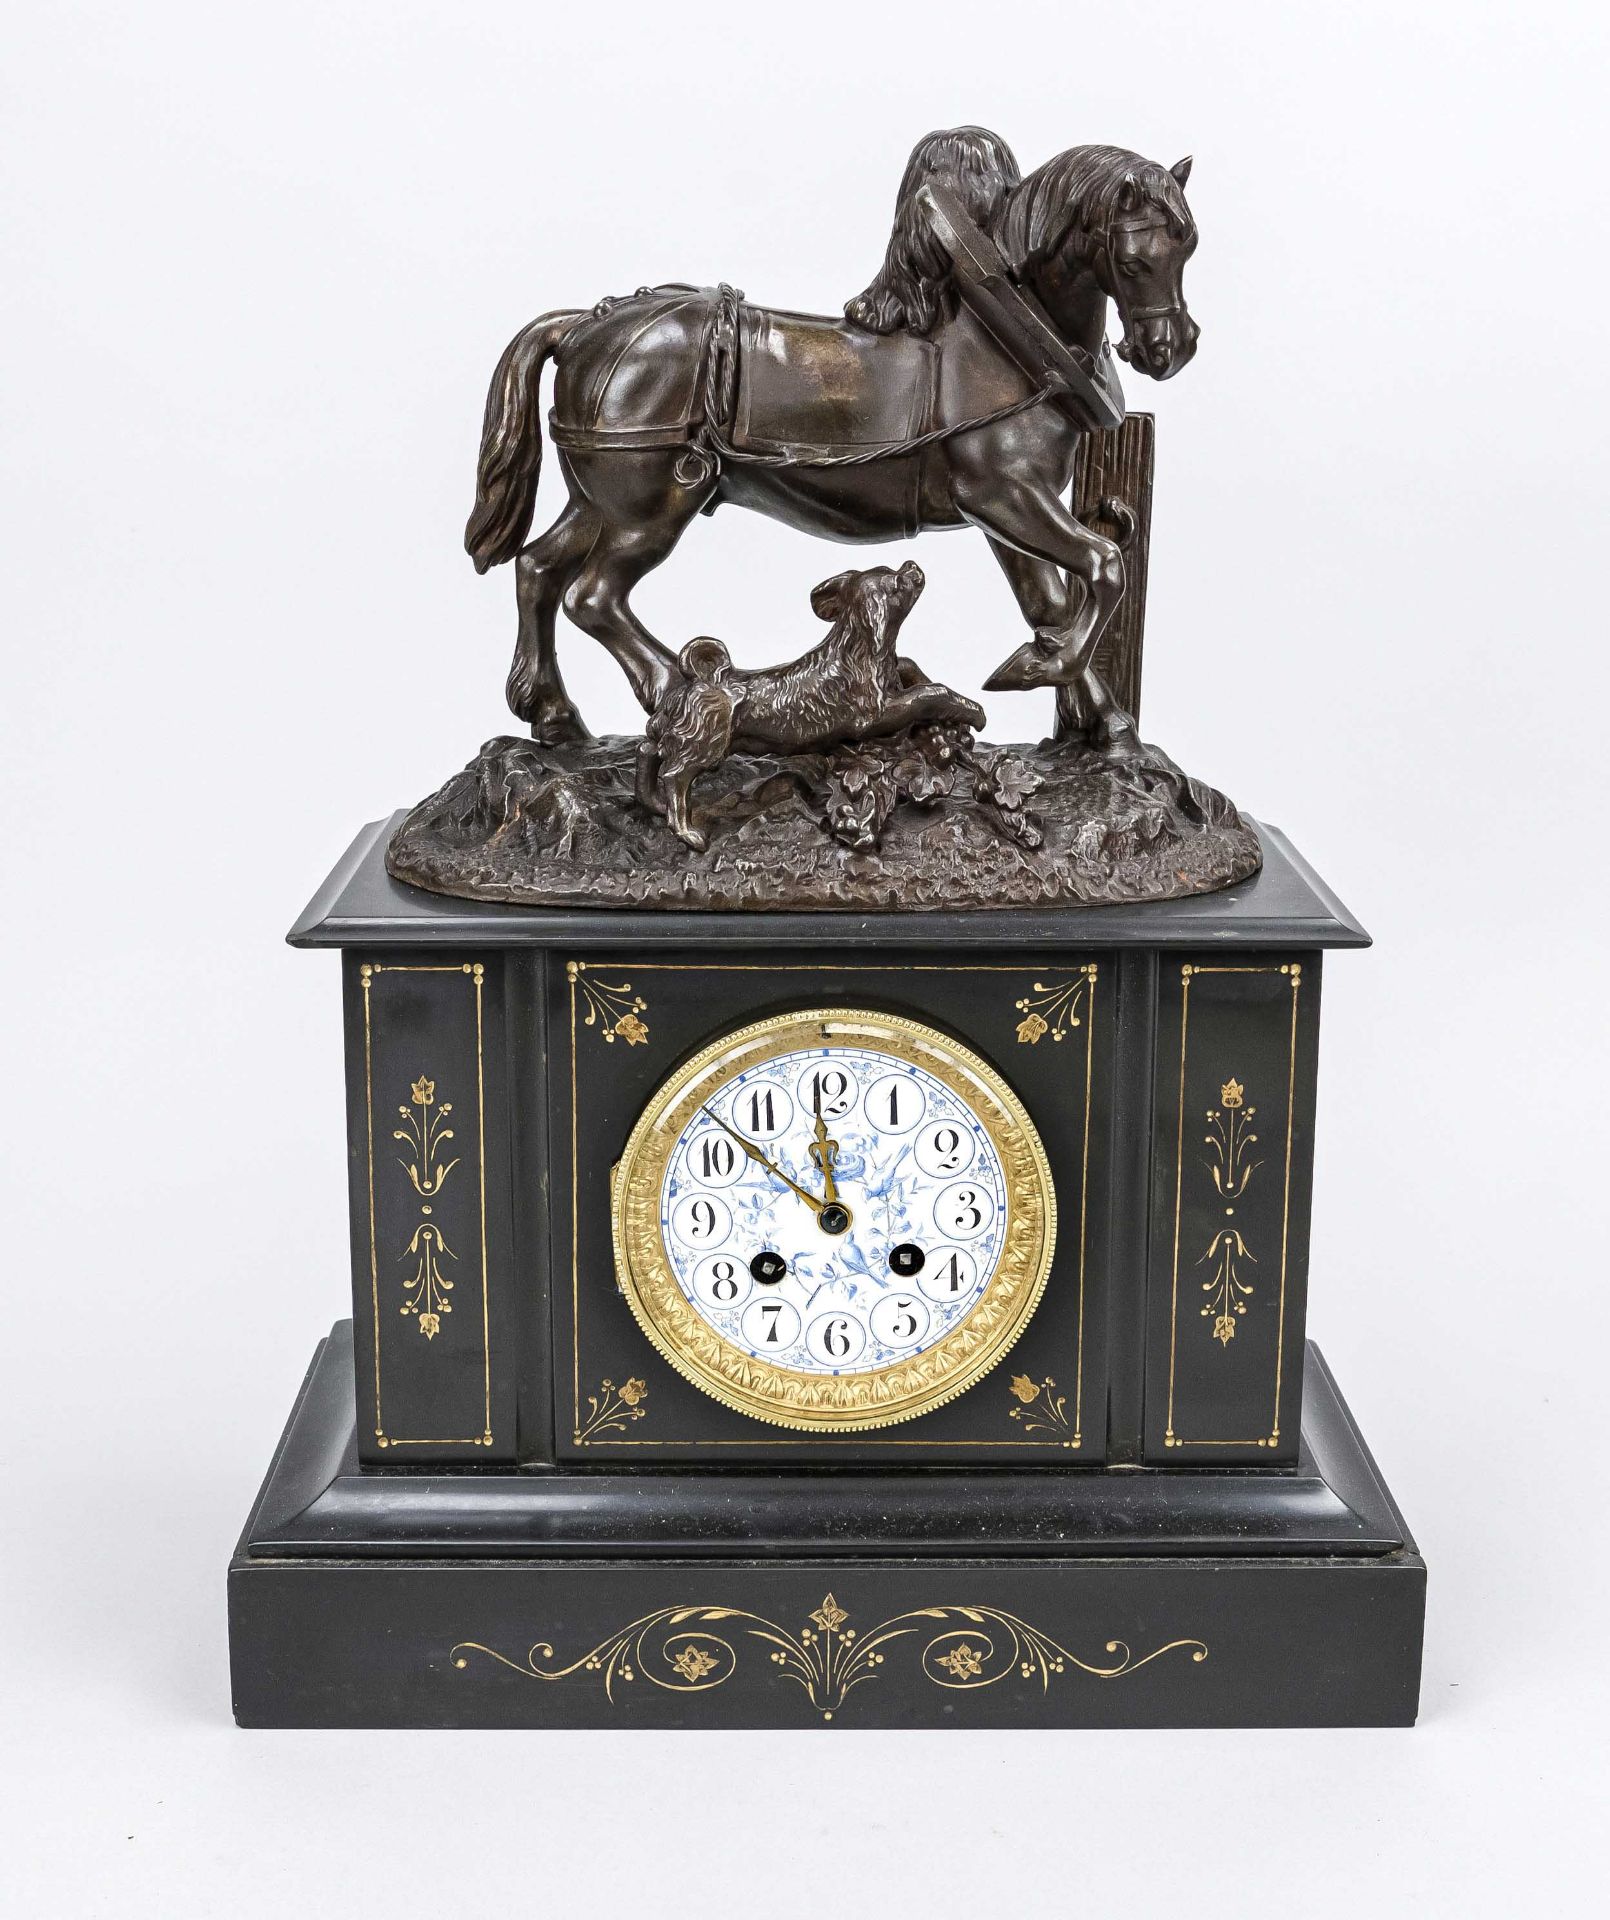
637 561 984 849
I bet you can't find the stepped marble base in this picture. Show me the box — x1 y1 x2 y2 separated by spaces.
229 1323 1424 1728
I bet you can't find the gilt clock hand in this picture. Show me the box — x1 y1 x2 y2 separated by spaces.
704 1109 826 1216
809 1083 841 1204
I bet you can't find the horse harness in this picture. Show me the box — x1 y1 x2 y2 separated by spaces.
547 187 1127 497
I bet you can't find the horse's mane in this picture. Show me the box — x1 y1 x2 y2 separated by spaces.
846 138 1194 338
845 126 1022 336
996 144 1195 275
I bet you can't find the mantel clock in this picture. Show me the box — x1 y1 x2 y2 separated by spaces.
229 126 1424 1730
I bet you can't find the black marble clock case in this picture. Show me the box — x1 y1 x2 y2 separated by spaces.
228 818 1425 1728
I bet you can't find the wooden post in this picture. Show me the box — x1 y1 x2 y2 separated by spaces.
1074 411 1155 722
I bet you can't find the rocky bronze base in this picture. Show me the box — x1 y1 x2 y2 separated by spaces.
386 729 1262 911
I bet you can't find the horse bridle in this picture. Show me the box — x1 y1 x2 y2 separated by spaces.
1096 214 1189 332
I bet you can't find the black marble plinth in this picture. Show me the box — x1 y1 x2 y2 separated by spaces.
229 1323 1424 1728
291 813 1366 951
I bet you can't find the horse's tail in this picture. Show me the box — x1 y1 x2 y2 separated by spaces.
464 310 584 573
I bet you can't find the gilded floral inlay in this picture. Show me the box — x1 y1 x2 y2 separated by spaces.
1200 1228 1255 1344
1014 968 1096 1044
1006 1374 1076 1444
575 1377 650 1444
810 1594 849 1634
452 1593 1206 1723
361 961 493 1446
394 1076 459 1197
1166 963 1301 1450
390 1073 465 1337
402 1222 455 1337
670 1644 718 1683
1205 1084 1259 1200
1198 1077 1262 1343
568 962 650 1045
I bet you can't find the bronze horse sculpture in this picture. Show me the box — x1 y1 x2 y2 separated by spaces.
464 131 1199 751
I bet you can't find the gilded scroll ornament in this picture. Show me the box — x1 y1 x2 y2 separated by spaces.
391 1074 464 1337
568 962 649 1045
1007 1374 1077 1444
452 1593 1207 1723
394 1076 460 1196
1014 969 1095 1044
402 1223 455 1339
360 962 494 1443
1200 1227 1255 1345
1199 1076 1262 1345
575 1377 649 1444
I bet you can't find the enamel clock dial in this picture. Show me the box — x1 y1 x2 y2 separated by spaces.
611 1009 1056 1429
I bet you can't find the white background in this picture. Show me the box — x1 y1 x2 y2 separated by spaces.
3 2 1607 1912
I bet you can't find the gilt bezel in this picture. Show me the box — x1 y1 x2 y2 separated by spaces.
610 1008 1057 1430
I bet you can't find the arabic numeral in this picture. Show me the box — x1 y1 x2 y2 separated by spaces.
870 1293 930 1347
732 1079 790 1141
800 1063 855 1120
868 1071 925 1135
741 1297 801 1352
918 1246 977 1304
670 1192 731 1248
692 1253 753 1311
934 1181 994 1241
806 1311 867 1367
916 1119 976 1178
700 1136 736 1180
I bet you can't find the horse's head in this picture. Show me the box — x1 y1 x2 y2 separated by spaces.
999 146 1200 381
1103 156 1199 380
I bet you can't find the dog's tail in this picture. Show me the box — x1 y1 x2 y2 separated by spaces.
464 310 584 573
680 637 732 682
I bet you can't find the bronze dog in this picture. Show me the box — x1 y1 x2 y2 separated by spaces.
637 561 984 849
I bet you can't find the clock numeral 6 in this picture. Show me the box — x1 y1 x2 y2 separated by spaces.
807 1312 867 1367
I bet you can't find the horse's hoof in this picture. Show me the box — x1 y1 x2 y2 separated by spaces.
528 706 593 749
1046 726 1096 754
1100 724 1146 765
